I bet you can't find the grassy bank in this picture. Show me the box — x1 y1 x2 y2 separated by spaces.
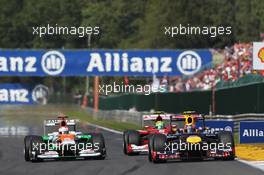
0 105 141 132
67 110 141 132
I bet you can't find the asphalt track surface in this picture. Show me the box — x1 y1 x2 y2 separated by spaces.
0 106 263 175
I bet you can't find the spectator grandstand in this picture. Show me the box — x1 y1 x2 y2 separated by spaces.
166 43 263 92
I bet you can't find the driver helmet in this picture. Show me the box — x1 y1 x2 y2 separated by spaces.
59 126 69 134
155 115 165 129
184 116 196 133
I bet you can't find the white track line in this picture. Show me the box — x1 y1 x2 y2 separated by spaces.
237 159 264 172
86 122 122 135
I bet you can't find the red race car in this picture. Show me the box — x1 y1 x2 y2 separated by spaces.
123 112 178 155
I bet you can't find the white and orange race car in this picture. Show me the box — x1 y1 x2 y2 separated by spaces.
24 115 106 162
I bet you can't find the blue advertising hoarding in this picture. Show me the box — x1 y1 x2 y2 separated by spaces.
0 50 212 76
0 83 48 104
240 121 264 143
196 120 234 133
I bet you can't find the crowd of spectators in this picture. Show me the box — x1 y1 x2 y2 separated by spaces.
159 43 264 92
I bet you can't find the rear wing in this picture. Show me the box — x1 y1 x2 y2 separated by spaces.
43 118 79 135
142 114 174 121
143 114 204 121
169 114 205 129
170 114 204 121
44 119 78 126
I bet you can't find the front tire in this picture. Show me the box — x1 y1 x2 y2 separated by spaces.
24 135 33 161
151 134 167 163
218 131 235 160
148 135 154 162
30 136 44 162
91 133 106 160
123 130 140 155
123 131 129 155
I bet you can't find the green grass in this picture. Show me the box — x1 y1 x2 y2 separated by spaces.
67 110 141 132
0 105 141 132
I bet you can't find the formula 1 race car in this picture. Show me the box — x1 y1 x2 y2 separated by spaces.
123 112 177 155
24 115 106 162
148 111 235 163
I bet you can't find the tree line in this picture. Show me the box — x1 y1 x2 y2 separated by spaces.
0 0 263 92
1 0 263 49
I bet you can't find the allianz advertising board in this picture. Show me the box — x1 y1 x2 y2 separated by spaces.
0 83 48 104
240 121 264 143
196 120 234 134
0 50 212 76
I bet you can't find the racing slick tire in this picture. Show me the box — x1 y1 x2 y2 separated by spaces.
123 130 140 155
91 133 106 160
123 130 129 154
24 135 34 161
30 136 45 162
127 130 140 145
148 134 154 162
151 134 167 163
218 131 235 160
